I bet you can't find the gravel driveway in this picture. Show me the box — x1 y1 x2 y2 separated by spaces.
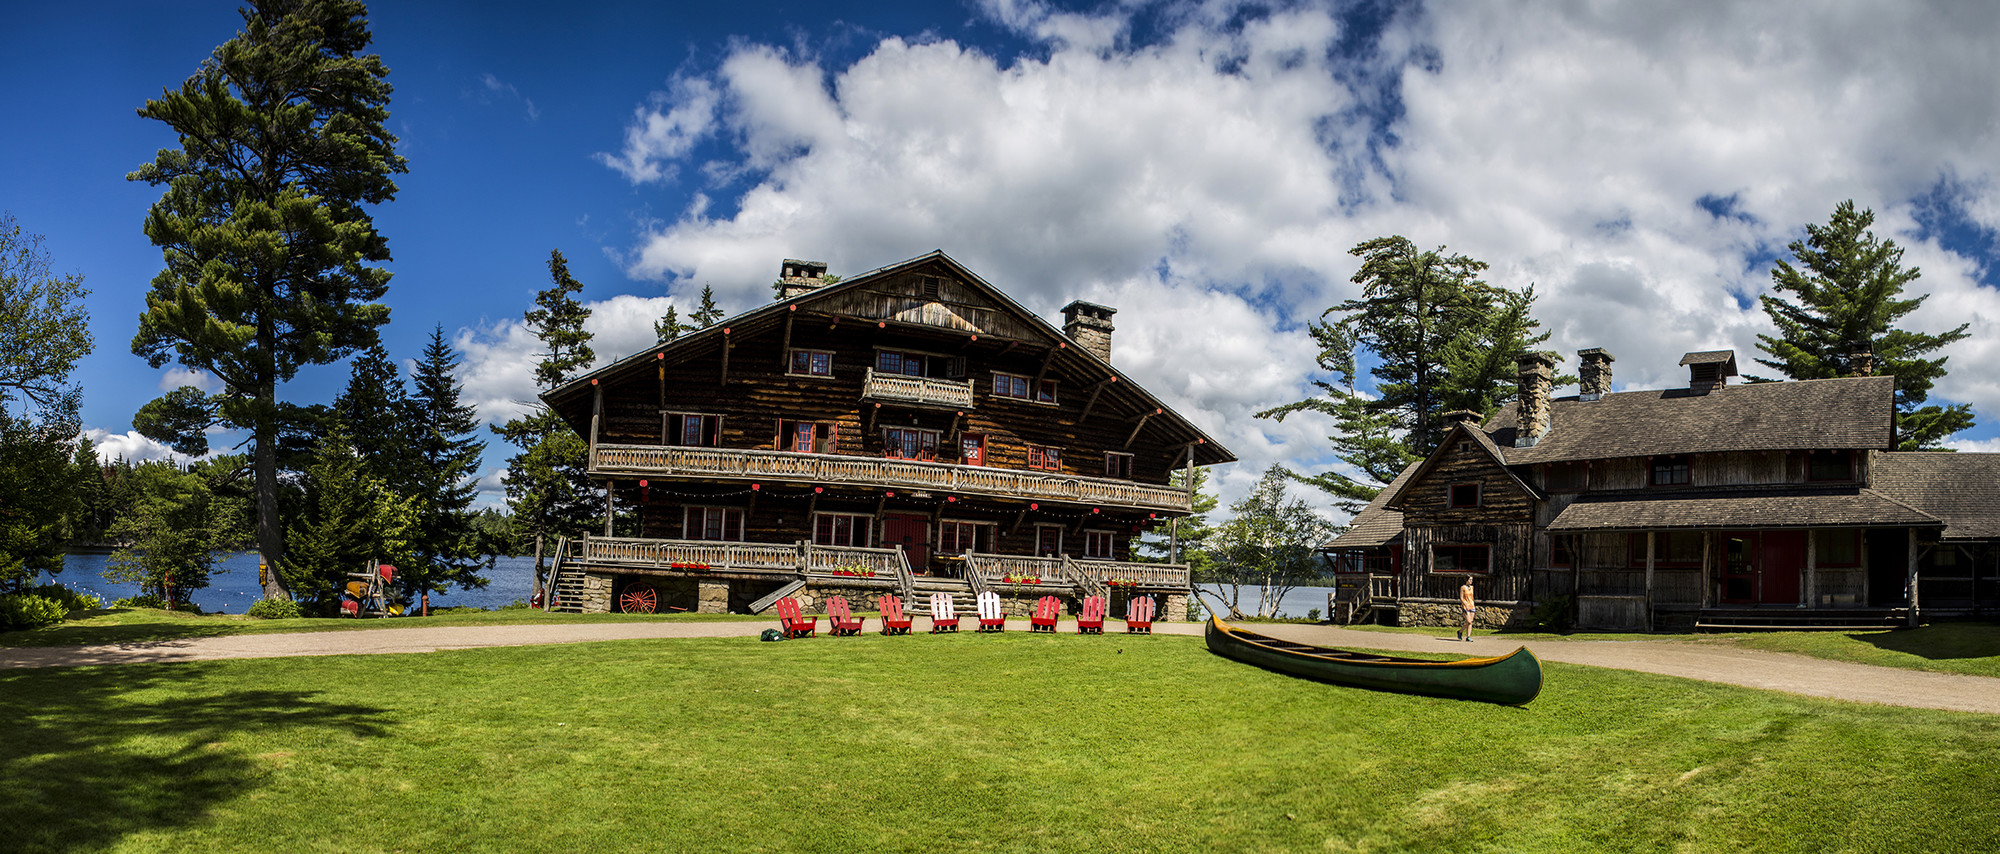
4 619 1996 714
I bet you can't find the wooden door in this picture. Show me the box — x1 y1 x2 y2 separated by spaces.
1719 532 1757 604
960 433 985 466
884 514 930 569
1759 531 1804 604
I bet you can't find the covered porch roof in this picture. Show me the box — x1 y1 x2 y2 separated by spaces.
1546 486 1943 533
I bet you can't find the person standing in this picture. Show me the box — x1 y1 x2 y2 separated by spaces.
1458 576 1477 641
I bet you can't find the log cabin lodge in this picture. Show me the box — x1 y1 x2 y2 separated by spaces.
535 251 1234 621
1327 348 2000 631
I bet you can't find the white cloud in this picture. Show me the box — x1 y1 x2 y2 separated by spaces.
83 428 188 465
591 0 2000 513
458 294 688 428
159 366 222 394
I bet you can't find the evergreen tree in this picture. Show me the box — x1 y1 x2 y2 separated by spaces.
494 251 601 572
105 460 223 608
128 0 406 601
279 423 417 614
654 305 689 343
1259 236 1557 511
0 403 82 592
332 344 415 484
1134 467 1219 581
1753 200 1974 449
401 325 490 600
691 285 725 328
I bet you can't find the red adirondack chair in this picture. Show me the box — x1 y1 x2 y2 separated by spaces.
879 594 913 635
1076 594 1106 634
1124 595 1155 634
827 597 865 636
976 590 1006 633
775 596 817 638
1030 595 1061 633
929 592 961 633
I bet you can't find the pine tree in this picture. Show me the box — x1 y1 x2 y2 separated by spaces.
1134 467 1219 580
401 325 490 600
1754 200 1973 449
692 285 725 328
332 344 415 485
655 305 689 343
128 0 406 601
279 423 417 614
494 250 602 571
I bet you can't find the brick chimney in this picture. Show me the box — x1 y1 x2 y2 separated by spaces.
1514 352 1555 448
1578 348 1615 401
777 259 829 300
1679 350 1738 395
1061 300 1117 362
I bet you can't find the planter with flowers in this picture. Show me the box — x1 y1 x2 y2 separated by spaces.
669 561 712 571
829 565 877 578
1000 574 1043 585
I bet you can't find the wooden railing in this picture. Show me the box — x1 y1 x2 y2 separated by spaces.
575 536 914 584
862 369 975 409
1066 559 1191 589
593 444 1192 512
965 554 1190 590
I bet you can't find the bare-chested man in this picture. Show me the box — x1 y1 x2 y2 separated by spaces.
1457 576 1476 641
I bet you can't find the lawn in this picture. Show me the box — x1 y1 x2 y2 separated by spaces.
0 606 765 649
4 633 1997 853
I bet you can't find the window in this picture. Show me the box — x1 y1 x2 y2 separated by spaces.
667 413 722 447
1083 530 1116 559
960 433 986 466
1448 482 1482 508
1549 535 1572 568
1034 525 1063 557
939 520 992 554
1808 450 1854 482
683 507 744 541
814 513 871 547
884 427 940 461
992 372 1031 399
1651 455 1692 486
1027 444 1062 472
1813 529 1860 566
877 350 925 377
1036 379 1058 404
1432 544 1491 574
1105 452 1134 480
1545 461 1587 493
788 349 833 377
778 420 838 454
1627 532 1703 567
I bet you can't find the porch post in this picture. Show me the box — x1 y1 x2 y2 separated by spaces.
604 481 615 537
1169 517 1180 564
1700 531 1713 609
1907 528 1920 627
1644 531 1656 632
1804 529 1817 608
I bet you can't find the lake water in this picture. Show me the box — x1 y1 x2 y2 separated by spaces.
50 552 1335 620
54 552 538 614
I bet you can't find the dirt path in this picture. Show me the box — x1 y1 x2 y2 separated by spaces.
5 619 1997 714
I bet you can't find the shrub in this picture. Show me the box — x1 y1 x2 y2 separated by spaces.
247 598 304 620
0 594 67 631
498 599 531 610
112 594 168 610
1307 608 1322 623
27 583 104 615
1525 595 1572 632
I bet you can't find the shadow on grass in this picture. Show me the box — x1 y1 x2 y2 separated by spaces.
0 666 390 853
1847 622 2000 661
0 620 255 649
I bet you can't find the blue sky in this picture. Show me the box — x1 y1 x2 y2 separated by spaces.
7 0 2000 516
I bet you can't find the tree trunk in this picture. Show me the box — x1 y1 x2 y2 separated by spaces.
255 329 291 602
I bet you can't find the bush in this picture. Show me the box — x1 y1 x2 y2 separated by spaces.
1307 608 1322 623
498 599 531 610
27 583 104 615
247 598 304 619
112 594 168 610
1525 595 1572 632
0 594 68 631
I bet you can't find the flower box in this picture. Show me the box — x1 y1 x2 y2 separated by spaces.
1000 575 1043 585
669 561 712 571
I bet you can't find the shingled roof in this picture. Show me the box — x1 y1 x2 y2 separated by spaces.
1546 485 1941 532
1323 461 1420 549
1485 375 1896 464
1870 452 2000 540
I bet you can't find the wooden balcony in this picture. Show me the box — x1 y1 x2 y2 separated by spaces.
577 536 908 577
967 554 1190 590
593 444 1192 512
862 368 975 409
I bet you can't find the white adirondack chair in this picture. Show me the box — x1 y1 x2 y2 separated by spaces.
976 590 1006 632
929 591 961 633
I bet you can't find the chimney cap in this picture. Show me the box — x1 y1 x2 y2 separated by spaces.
1678 349 1738 371
1442 409 1483 425
1578 347 1615 362
1061 300 1117 320
1515 351 1557 369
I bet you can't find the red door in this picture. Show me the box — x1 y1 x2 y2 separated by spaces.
1759 531 1804 605
883 514 930 569
960 433 985 466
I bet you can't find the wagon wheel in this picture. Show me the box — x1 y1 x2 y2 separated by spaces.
620 585 658 614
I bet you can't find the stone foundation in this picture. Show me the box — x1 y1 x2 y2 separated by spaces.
575 573 616 613
1397 597 1535 630
580 570 1189 621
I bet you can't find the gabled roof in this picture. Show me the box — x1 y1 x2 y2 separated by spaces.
1870 452 2000 541
1323 461 1419 549
1380 422 1540 511
542 250 1235 466
1485 375 1896 464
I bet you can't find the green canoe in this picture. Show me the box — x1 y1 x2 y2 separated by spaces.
1204 617 1543 705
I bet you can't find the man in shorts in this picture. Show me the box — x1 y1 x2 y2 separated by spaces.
1457 575 1477 641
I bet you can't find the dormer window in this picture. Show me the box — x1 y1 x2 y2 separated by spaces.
1808 450 1855 482
1448 483 1482 508
1651 455 1692 486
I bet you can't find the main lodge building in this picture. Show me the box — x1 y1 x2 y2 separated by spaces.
535 251 1234 620
1328 348 2000 631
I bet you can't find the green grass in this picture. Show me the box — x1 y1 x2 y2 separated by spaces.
4 634 1997 853
0 606 766 649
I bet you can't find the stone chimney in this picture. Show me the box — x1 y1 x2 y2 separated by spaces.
1514 352 1556 448
1578 348 1615 401
1442 409 1484 428
1679 350 1739 395
777 259 829 300
1061 300 1117 362
1849 342 1875 377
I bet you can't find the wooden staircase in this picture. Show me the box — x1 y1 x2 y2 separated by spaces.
908 577 977 616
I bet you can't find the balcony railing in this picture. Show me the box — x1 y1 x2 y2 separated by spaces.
862 369 975 409
577 536 908 578
593 444 1192 512
966 553 1190 590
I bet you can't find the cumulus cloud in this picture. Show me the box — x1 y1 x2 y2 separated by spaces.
588 0 2000 513
84 428 189 465
458 294 689 428
159 366 222 394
